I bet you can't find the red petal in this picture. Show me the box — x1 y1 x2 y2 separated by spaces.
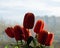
23 12 35 29
45 32 54 46
22 28 32 41
37 30 48 45
34 20 44 34
14 25 24 41
5 27 14 38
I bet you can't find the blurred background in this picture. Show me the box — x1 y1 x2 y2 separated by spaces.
0 0 60 48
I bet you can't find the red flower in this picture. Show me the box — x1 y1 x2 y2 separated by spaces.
22 28 32 41
5 27 14 38
14 25 25 41
37 30 48 45
34 20 44 34
23 12 35 29
45 32 54 46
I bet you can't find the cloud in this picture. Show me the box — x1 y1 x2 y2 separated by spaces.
0 0 60 16
52 0 60 2
0 1 23 7
0 0 46 9
43 6 60 16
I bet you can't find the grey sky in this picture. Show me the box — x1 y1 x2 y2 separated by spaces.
0 0 60 18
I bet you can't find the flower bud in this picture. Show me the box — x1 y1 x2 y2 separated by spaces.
5 27 14 38
37 30 48 45
45 32 54 46
14 25 24 41
23 12 35 29
22 28 32 41
34 20 44 34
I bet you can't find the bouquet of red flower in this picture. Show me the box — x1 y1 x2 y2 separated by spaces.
5 12 54 48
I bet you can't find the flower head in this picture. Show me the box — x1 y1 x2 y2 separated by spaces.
34 20 44 34
5 27 14 38
23 12 35 29
37 30 48 45
14 25 25 41
22 28 32 41
45 32 54 46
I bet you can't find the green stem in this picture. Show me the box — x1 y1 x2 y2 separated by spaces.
17 41 18 45
16 41 20 48
21 40 23 45
25 44 28 48
33 38 36 48
39 44 46 48
44 45 46 48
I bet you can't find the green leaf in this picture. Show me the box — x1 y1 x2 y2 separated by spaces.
5 45 9 48
15 46 19 48
33 38 37 48
27 36 33 45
